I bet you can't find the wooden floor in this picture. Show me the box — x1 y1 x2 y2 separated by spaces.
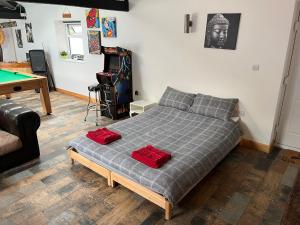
0 91 299 225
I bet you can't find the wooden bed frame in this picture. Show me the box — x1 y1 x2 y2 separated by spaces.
68 147 173 220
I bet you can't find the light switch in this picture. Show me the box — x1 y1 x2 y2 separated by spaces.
252 64 260 71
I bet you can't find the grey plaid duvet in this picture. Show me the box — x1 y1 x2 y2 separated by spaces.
69 105 241 205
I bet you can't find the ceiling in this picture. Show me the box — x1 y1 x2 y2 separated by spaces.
17 0 129 12
0 0 129 20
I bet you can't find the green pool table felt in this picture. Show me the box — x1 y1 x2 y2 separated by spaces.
0 70 32 83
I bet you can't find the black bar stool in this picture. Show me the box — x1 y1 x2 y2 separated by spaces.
84 83 113 125
84 83 101 126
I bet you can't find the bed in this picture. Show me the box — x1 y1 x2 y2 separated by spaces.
68 88 241 219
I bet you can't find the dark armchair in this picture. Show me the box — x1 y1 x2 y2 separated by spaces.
0 99 41 172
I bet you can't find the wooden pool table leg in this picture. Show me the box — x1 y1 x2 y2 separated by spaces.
40 79 52 114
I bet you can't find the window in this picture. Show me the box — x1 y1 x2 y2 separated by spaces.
55 21 84 61
65 22 84 60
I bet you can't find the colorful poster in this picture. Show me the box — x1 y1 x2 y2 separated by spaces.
101 17 117 38
88 30 101 54
25 22 34 43
86 8 100 28
15 29 23 48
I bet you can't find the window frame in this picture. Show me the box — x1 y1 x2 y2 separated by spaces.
64 21 84 60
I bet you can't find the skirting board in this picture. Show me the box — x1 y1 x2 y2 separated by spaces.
276 143 300 152
56 88 96 103
57 88 272 154
240 138 272 153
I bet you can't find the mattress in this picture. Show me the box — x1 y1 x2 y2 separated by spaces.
69 105 241 205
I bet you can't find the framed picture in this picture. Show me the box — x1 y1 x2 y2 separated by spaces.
25 22 34 43
88 30 101 54
0 21 17 28
86 8 100 28
15 29 23 48
101 17 117 38
204 13 241 50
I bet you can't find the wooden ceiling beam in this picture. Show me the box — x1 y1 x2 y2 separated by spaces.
17 0 129 12
0 1 26 19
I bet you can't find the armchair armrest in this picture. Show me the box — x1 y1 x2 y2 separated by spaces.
0 99 40 145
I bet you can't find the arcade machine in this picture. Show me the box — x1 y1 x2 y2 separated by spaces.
96 46 132 120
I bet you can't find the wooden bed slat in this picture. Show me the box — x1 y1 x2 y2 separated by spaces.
111 171 166 208
67 147 173 220
111 171 172 220
68 148 111 186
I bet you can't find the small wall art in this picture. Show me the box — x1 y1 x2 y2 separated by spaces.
101 17 117 38
204 13 241 50
86 8 100 28
0 21 17 28
25 22 34 43
88 30 101 54
15 29 23 48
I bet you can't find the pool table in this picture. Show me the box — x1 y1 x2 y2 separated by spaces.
0 69 52 114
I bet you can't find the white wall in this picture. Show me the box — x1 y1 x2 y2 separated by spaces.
10 0 296 145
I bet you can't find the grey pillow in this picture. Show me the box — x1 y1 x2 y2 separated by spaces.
189 93 238 121
159 87 195 111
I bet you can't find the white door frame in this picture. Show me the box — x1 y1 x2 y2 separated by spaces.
273 1 300 147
